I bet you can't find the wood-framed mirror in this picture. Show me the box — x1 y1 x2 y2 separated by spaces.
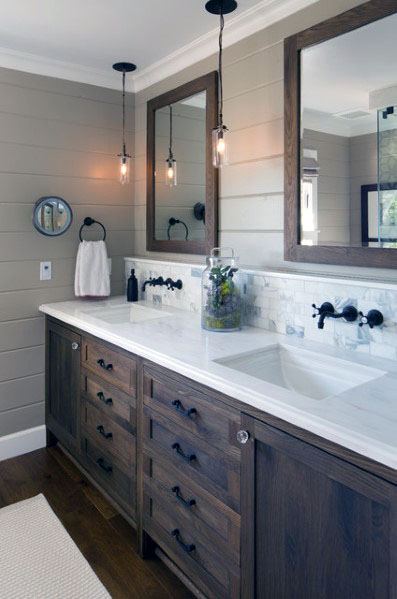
284 0 397 268
146 71 218 254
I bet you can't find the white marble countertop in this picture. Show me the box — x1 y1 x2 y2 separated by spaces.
40 297 397 471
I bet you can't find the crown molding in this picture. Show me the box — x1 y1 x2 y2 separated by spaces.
0 45 134 92
133 0 319 92
0 0 318 93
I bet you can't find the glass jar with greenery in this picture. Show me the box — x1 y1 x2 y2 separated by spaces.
201 247 241 332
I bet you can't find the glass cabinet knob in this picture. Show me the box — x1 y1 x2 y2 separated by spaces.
71 342 79 351
237 430 250 444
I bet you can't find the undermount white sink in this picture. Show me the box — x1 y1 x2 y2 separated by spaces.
215 343 386 400
82 303 172 325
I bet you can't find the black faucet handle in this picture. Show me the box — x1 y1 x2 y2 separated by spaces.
312 302 334 318
358 309 384 329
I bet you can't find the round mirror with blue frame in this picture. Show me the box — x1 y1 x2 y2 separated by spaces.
33 196 73 236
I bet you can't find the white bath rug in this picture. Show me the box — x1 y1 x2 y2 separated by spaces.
0 493 110 598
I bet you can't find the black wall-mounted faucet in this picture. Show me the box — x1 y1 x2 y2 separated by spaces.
142 276 183 293
359 309 384 329
312 302 359 330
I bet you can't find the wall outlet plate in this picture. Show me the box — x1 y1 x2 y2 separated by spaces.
40 261 52 281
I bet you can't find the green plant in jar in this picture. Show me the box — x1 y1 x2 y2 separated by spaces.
202 248 241 332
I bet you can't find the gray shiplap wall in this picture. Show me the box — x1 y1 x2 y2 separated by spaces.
132 0 397 280
0 68 134 438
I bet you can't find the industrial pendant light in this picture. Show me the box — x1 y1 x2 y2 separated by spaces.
205 0 237 168
113 62 136 184
165 105 177 186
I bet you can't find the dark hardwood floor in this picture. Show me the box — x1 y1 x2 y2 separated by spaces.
0 447 193 599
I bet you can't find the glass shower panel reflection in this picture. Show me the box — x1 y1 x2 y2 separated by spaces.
377 106 397 248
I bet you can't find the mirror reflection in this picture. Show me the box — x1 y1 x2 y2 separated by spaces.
300 13 397 248
33 196 73 236
154 91 206 241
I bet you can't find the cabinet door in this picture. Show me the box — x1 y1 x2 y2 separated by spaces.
240 414 397 599
46 319 81 453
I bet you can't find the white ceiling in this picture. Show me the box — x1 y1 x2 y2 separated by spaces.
0 0 318 91
302 12 397 136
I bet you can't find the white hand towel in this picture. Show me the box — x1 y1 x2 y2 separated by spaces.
74 240 110 298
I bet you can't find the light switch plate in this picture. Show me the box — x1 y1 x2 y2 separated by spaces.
40 261 52 281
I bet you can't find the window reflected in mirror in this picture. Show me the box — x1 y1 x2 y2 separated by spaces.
300 12 397 249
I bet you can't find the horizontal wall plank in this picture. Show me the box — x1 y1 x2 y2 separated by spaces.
223 42 283 99
228 119 283 164
0 402 44 436
0 373 44 412
0 142 125 180
221 156 283 197
0 346 44 383
0 230 133 262
219 231 284 266
0 256 125 293
0 111 127 155
0 172 133 205
0 318 44 351
0 287 75 321
220 195 283 231
0 80 133 130
224 80 283 131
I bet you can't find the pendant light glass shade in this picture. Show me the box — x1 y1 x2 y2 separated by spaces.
112 62 136 185
165 157 177 187
212 125 229 168
119 152 130 185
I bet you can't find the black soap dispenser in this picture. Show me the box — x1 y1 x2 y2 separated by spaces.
127 269 138 302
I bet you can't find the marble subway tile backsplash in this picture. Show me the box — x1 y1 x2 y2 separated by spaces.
125 257 397 361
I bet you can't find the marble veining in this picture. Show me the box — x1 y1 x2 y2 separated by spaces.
125 257 397 361
40 296 397 470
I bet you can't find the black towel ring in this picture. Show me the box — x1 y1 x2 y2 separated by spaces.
79 217 107 242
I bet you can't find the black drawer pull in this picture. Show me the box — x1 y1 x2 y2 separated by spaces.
171 486 196 508
96 425 113 440
97 358 113 371
171 529 195 553
172 400 197 418
96 457 112 473
172 443 196 463
97 391 113 406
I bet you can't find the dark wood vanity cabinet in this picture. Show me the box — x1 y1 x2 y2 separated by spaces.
46 319 81 454
45 317 397 599
240 414 397 599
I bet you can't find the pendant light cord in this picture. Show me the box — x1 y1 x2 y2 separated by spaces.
122 71 126 156
168 105 173 160
218 4 225 129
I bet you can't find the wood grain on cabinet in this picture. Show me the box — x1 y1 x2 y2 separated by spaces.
143 406 240 512
82 337 137 396
143 452 240 562
240 414 397 599
81 370 136 434
46 319 81 455
143 365 240 456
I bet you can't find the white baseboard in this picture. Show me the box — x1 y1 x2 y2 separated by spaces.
0 425 46 462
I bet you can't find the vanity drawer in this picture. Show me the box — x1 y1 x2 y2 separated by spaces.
143 408 240 512
143 364 240 455
81 436 135 517
143 452 240 563
81 370 136 434
143 490 239 599
82 337 137 396
82 401 136 470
